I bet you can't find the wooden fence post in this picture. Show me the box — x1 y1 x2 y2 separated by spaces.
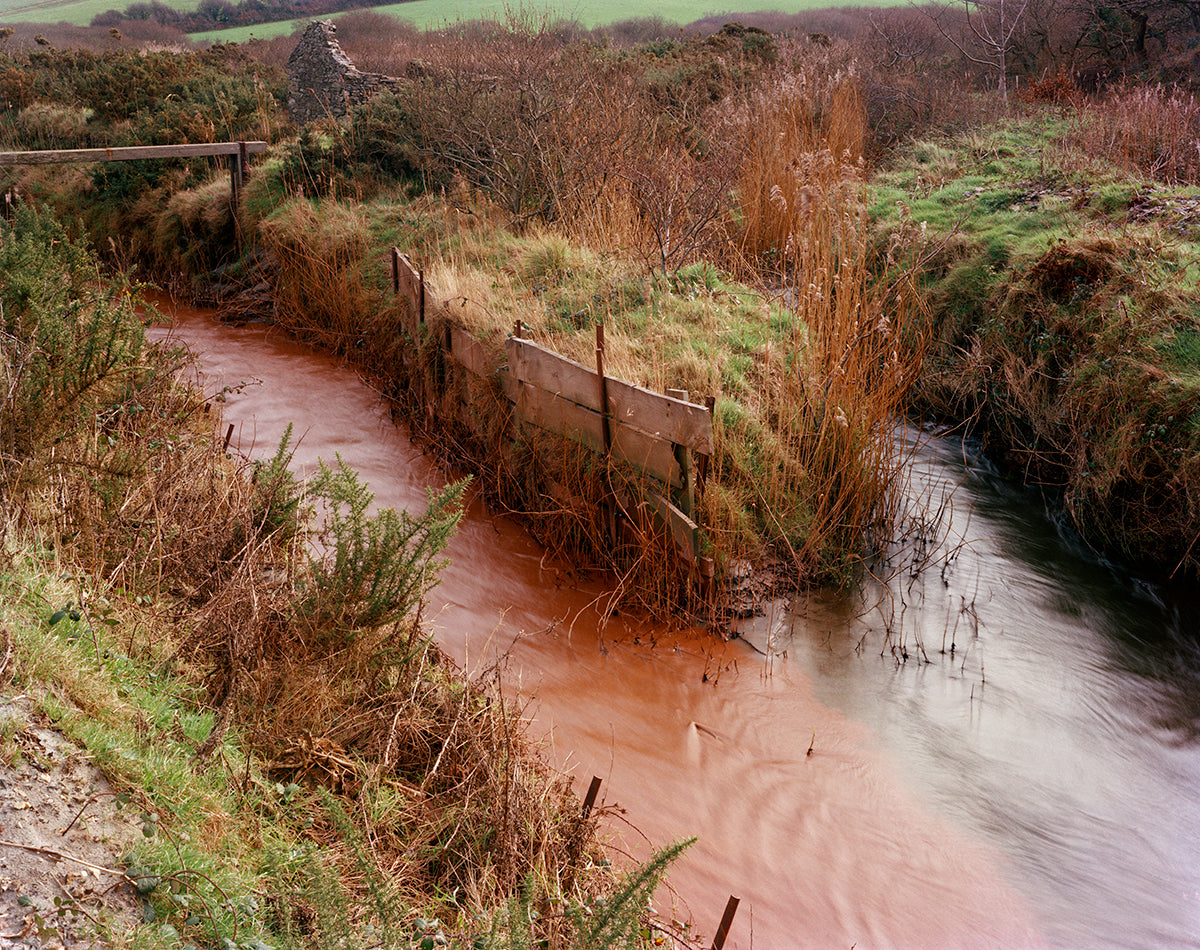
596 324 611 454
667 388 696 527
581 776 602 818
228 147 243 233
595 324 617 548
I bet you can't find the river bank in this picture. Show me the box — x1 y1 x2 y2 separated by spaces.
871 106 1200 579
0 210 661 950
155 292 1052 950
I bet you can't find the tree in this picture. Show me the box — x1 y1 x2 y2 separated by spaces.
1067 0 1200 69
927 0 1035 101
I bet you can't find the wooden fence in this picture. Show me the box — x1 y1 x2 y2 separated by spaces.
0 141 269 216
390 247 714 569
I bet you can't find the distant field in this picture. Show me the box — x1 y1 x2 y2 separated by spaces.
0 0 199 25
2 0 899 37
185 0 901 42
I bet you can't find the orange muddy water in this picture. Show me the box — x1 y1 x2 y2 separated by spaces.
150 299 1200 950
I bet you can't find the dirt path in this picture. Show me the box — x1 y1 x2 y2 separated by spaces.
0 694 140 949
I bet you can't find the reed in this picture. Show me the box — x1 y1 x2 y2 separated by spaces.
725 76 930 583
1071 84 1200 186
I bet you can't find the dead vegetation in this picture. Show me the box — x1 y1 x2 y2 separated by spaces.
0 207 657 948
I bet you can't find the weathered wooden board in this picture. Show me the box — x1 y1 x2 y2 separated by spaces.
608 377 714 456
449 325 491 378
509 376 606 453
644 490 699 562
506 336 601 412
502 374 683 488
0 142 268 164
393 249 423 335
506 337 712 456
611 422 682 488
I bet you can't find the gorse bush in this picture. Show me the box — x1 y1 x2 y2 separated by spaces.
0 186 666 950
0 207 147 474
301 457 467 637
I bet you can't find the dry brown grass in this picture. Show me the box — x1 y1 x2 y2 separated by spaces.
257 198 376 352
1072 84 1200 185
719 77 931 581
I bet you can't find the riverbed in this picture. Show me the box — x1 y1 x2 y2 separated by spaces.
149 299 1200 949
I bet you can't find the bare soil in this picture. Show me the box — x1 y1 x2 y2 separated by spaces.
0 694 141 949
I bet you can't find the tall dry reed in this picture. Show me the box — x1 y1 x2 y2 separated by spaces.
726 77 929 582
1073 84 1200 185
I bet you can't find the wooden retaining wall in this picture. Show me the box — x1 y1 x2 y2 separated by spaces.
389 247 714 573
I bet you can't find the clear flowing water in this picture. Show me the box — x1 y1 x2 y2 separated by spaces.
150 300 1200 949
768 431 1200 950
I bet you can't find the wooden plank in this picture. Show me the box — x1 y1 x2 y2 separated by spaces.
0 142 268 164
449 325 490 378
645 489 699 563
607 376 713 456
394 251 422 335
506 337 602 412
510 378 607 455
506 337 712 456
611 421 682 488
504 375 682 487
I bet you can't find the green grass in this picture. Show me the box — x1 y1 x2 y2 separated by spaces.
185 0 905 42
0 0 200 26
0 0 905 46
0 543 305 950
872 109 1200 575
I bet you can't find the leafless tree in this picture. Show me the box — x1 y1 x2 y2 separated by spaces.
926 0 1035 101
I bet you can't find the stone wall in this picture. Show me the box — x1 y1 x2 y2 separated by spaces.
286 20 403 125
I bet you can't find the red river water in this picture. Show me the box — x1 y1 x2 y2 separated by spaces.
151 298 1200 950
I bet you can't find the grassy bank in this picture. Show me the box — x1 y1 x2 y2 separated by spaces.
871 92 1200 576
5 16 1197 594
2 27 934 610
0 208 684 948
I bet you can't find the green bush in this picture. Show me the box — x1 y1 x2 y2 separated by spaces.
0 207 147 467
299 458 468 637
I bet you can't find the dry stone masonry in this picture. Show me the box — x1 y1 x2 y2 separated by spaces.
286 20 403 124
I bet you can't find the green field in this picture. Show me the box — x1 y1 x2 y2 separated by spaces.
0 0 200 24
189 0 900 42
1 0 898 36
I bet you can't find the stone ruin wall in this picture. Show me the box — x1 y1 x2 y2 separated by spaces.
286 20 404 125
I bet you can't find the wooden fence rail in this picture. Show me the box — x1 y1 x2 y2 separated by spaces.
0 140 269 219
390 247 714 566
0 142 269 164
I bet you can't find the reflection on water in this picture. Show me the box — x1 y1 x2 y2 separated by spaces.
756 430 1200 950
151 300 1200 949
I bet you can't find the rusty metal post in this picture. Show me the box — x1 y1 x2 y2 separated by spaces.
391 246 400 295
710 895 740 950
581 776 602 818
418 266 426 324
